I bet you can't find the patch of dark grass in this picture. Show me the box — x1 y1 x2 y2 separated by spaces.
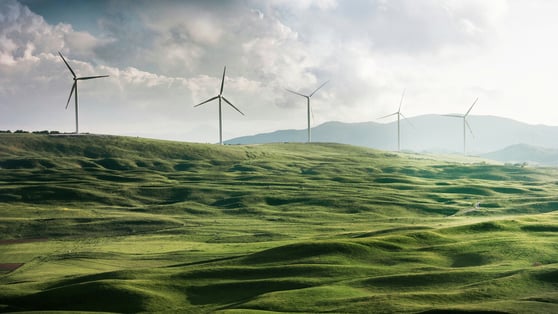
446 221 512 233
521 224 558 232
0 158 55 169
374 176 416 184
95 174 145 183
241 241 374 265
351 226 432 238
185 279 313 305
361 270 496 290
492 187 526 194
8 280 150 313
438 186 493 196
532 268 558 283
451 253 493 267
96 158 136 170
419 310 509 314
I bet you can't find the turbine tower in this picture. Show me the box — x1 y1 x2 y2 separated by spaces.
286 81 328 143
194 66 244 145
379 89 410 152
59 52 109 134
443 97 479 155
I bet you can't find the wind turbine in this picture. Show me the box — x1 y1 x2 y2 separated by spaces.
286 81 328 143
443 98 479 155
379 89 410 152
58 52 109 134
194 66 244 145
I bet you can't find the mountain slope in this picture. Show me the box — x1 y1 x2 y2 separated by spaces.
226 115 558 154
482 143 558 165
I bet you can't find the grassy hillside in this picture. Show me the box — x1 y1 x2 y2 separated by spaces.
1 133 558 313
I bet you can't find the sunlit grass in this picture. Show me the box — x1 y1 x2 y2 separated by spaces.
1 134 558 312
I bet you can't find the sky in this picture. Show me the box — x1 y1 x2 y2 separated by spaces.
1 0 558 143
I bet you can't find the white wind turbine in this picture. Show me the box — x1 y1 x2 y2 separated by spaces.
59 52 109 134
286 81 328 143
443 97 479 155
194 66 244 145
379 89 410 152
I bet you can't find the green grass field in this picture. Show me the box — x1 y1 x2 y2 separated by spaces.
1 133 558 313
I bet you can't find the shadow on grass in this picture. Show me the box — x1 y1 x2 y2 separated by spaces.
186 280 312 305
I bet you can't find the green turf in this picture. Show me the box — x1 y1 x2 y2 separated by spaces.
1 133 558 313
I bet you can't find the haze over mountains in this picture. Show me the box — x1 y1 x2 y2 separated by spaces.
226 115 558 165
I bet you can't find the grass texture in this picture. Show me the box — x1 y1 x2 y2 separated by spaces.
1 134 558 313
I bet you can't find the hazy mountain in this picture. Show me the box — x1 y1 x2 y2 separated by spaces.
226 115 558 154
481 144 558 166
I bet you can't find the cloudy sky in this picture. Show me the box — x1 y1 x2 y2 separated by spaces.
1 0 557 143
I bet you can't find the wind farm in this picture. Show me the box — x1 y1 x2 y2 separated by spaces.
49 53 492 154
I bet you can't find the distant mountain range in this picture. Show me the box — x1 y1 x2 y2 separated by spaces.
481 144 558 166
226 115 558 165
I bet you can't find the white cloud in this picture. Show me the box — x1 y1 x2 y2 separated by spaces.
0 0 113 66
267 0 338 11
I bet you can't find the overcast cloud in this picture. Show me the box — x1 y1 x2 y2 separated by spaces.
2 0 557 143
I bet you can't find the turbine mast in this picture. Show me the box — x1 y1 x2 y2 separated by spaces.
397 113 401 152
463 118 466 155
219 97 223 145
75 83 79 134
307 97 311 143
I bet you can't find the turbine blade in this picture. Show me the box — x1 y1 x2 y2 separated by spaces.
220 66 226 95
442 114 464 118
194 95 219 107
398 89 406 112
310 104 315 122
78 75 109 80
378 112 398 119
222 96 244 115
65 82 76 109
465 97 479 116
465 119 475 138
400 113 415 129
309 80 329 97
286 88 308 98
58 51 76 78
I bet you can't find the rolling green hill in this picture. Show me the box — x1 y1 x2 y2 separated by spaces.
1 134 558 313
